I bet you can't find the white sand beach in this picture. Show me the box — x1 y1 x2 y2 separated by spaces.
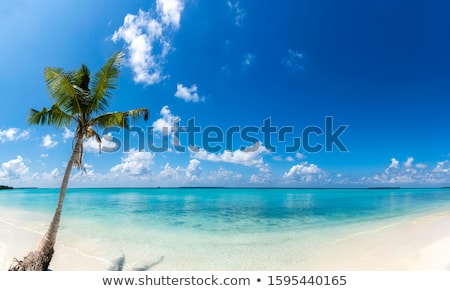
306 210 450 270
1 207 450 271
0 209 109 271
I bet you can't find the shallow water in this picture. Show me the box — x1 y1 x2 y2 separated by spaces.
1 188 450 270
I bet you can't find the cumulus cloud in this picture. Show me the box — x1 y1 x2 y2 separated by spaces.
241 53 255 70
0 156 29 179
159 163 183 180
192 142 268 167
296 152 305 160
41 134 58 149
158 159 202 182
152 105 178 135
249 163 272 184
211 167 242 182
404 157 414 168
283 162 326 183
0 128 29 143
83 133 121 153
63 127 75 140
432 161 449 173
186 159 202 180
112 0 184 85
386 158 399 171
110 149 154 176
368 157 450 185
281 49 306 72
41 168 60 180
174 84 204 102
416 163 427 169
227 1 245 26
157 0 184 27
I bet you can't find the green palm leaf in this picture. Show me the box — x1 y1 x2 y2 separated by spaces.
89 108 149 129
89 51 124 114
27 104 73 127
44 67 82 117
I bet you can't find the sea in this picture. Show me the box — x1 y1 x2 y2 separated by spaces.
1 187 450 270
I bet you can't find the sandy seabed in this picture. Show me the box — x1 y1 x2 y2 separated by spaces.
1 207 450 271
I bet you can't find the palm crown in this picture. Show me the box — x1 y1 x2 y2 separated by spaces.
27 51 149 167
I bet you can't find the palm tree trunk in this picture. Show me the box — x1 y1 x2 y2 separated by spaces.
9 135 83 271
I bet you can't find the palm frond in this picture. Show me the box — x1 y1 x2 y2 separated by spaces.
89 51 124 114
128 108 150 123
89 108 149 130
44 67 82 116
27 104 74 127
73 65 91 110
74 64 91 91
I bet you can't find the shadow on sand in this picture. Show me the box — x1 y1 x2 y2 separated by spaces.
108 254 165 271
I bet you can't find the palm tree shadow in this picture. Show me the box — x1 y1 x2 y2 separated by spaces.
108 254 126 271
108 254 165 271
133 256 165 271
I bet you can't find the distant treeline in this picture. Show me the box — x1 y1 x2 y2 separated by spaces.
0 185 13 190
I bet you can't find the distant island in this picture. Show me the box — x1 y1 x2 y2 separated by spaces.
0 185 13 190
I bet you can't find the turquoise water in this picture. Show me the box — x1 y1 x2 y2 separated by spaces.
1 188 450 270
2 188 450 232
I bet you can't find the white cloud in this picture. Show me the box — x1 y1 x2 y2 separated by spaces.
432 161 449 173
281 49 306 72
192 142 268 167
285 162 322 175
83 133 120 153
242 53 255 70
40 154 49 158
249 163 272 184
404 157 414 168
110 149 154 176
152 105 178 135
416 163 427 169
296 152 305 160
0 128 29 143
156 0 184 28
227 1 245 26
0 156 29 179
112 1 184 85
273 155 295 162
158 159 202 182
174 83 204 102
186 159 202 180
283 162 325 183
209 167 242 182
41 168 60 180
159 163 183 180
367 157 450 185
387 158 399 170
41 134 58 149
63 127 75 140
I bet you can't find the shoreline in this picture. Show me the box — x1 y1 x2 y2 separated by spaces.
1 206 450 271
306 210 450 270
0 210 110 271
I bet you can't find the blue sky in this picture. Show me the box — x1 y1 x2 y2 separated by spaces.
1 0 450 187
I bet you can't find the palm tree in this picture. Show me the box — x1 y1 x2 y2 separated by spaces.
9 51 149 271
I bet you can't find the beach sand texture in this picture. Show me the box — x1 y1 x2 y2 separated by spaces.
1 208 450 271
